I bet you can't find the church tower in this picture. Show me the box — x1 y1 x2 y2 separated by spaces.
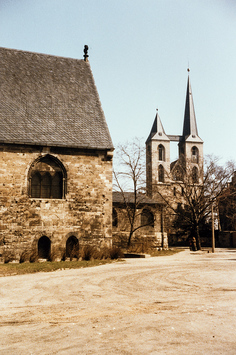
146 72 203 197
146 110 170 197
178 73 203 182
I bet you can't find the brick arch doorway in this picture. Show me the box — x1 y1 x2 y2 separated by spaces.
38 236 51 259
66 235 79 258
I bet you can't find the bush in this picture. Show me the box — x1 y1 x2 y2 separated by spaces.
19 250 30 263
29 249 38 263
109 246 124 259
80 245 96 261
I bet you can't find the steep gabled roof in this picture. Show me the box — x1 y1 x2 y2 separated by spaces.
0 47 113 150
146 110 170 143
182 75 203 143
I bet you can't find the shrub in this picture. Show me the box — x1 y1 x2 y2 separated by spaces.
19 250 30 263
29 249 38 263
109 246 124 259
69 244 80 261
80 245 96 261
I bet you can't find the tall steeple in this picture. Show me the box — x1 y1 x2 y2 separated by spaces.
182 71 202 142
146 109 170 143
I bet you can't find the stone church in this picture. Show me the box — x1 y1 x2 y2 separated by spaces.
0 46 114 261
146 73 204 240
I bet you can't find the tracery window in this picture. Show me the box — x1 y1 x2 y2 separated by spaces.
158 144 165 161
158 165 165 183
29 155 66 199
191 146 199 163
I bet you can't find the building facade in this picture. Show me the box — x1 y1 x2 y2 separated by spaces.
0 47 114 261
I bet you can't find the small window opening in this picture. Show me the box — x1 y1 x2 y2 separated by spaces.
158 144 165 161
158 165 165 183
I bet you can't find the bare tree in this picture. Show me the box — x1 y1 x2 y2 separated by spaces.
113 138 155 247
155 155 235 250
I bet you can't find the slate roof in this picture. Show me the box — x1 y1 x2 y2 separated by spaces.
0 47 113 150
182 75 203 143
113 191 165 206
146 110 170 143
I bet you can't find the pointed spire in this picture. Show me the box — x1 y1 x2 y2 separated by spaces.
146 109 170 143
182 71 199 139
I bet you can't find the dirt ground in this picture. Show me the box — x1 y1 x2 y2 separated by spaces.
0 249 235 355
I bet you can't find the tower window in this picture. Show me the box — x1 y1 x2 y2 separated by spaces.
158 165 165 183
158 144 165 161
192 166 199 184
191 146 199 163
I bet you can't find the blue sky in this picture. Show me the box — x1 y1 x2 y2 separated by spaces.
0 0 236 163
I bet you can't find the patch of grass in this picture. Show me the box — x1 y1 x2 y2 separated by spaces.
0 259 119 277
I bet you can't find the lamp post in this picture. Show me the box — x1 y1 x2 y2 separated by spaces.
211 204 215 253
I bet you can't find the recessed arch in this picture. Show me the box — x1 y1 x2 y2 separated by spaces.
38 236 51 259
66 235 79 258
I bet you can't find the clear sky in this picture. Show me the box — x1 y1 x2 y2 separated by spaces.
0 0 236 163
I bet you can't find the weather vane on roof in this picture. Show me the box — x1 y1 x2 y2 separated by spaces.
83 45 89 61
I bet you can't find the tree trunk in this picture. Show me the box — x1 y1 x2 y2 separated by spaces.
127 231 133 247
195 225 202 250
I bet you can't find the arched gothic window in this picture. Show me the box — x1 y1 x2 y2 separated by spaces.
141 208 154 227
158 144 165 161
192 166 199 184
158 165 165 183
191 146 199 163
29 155 66 199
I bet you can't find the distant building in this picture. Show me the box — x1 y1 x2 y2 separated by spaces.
0 47 113 261
112 192 168 249
146 73 204 244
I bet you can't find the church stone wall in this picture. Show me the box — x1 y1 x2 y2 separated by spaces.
0 145 113 261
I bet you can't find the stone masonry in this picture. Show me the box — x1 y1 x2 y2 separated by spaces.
0 145 113 260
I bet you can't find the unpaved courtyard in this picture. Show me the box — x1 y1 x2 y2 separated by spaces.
0 249 235 354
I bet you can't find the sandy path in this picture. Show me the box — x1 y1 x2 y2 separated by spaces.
0 249 235 354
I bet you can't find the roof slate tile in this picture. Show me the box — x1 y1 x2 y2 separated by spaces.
0 47 113 150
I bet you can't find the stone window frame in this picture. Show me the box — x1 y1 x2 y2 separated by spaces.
28 154 67 199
